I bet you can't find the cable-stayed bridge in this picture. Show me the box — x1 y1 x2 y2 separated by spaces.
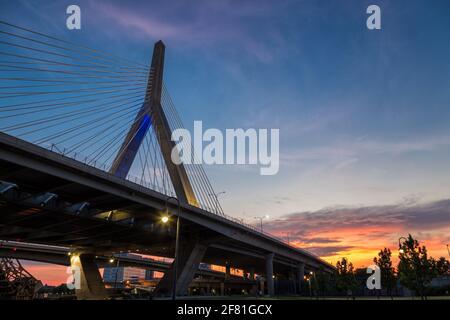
0 20 333 299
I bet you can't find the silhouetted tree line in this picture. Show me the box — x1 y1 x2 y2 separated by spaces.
306 234 450 299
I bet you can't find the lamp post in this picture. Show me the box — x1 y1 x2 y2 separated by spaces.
254 215 269 232
161 196 181 300
112 257 120 290
208 191 226 214
307 277 312 298
286 232 291 245
447 244 450 258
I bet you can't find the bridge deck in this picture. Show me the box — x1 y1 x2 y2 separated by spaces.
0 132 334 275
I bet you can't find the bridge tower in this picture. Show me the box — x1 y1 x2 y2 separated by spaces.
109 41 199 207
111 41 206 297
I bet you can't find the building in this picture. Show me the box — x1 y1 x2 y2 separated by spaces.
103 253 148 284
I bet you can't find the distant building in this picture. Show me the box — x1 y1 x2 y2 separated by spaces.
103 266 146 283
145 269 154 280
430 276 450 288
103 253 148 284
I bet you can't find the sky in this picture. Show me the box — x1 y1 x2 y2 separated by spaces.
1 0 450 284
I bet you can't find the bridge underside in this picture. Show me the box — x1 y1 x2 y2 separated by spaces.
0 173 294 275
0 133 333 297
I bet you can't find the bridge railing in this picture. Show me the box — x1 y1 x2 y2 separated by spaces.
47 143 176 198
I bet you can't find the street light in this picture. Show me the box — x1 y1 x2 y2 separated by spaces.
113 257 120 290
208 191 226 214
254 215 269 232
447 244 450 258
286 232 291 245
164 196 181 301
161 216 169 224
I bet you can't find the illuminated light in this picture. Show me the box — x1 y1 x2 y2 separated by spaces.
71 255 80 263
109 258 115 263
399 249 405 254
161 216 169 223
265 215 270 219
67 252 72 256
310 271 314 275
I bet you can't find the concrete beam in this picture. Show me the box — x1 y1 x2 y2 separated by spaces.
297 262 305 294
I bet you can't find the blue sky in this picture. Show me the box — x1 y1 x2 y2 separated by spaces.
1 0 450 227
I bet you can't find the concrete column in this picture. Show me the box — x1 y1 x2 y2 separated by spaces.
288 271 296 294
155 242 208 296
259 278 265 296
225 261 231 280
297 262 305 294
70 253 108 300
249 268 255 280
265 253 274 296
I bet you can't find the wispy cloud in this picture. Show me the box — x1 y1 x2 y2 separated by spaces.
87 0 290 64
281 134 450 169
266 198 450 266
89 1 191 41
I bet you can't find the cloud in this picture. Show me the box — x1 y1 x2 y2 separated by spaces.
265 198 450 265
89 1 189 41
281 134 450 170
307 246 355 257
86 0 290 64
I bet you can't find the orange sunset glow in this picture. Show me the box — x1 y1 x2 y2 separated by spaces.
266 199 450 268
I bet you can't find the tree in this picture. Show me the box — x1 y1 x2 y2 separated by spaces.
373 248 396 298
335 257 357 298
397 234 435 299
314 267 332 297
434 257 450 276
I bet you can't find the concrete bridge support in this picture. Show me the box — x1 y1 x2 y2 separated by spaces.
297 262 305 294
265 253 274 296
155 242 208 296
225 261 231 280
70 254 108 300
249 268 255 281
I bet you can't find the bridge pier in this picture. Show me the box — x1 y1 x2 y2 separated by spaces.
225 261 231 280
70 254 109 300
265 253 274 296
297 262 305 294
155 242 208 297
